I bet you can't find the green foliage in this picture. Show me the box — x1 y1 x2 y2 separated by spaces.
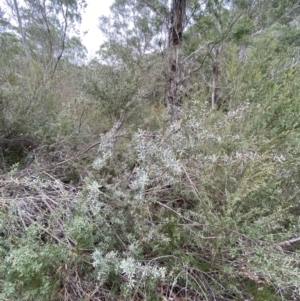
21 0 86 63
99 0 164 58
1 0 300 300
0 232 66 301
84 64 139 120
83 89 300 299
230 25 300 140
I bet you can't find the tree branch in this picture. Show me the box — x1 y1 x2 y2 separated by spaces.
276 237 300 248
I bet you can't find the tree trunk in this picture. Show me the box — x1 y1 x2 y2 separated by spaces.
13 0 29 59
166 0 186 122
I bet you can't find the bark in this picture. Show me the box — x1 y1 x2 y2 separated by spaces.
169 0 186 48
109 111 125 165
166 0 186 122
211 9 223 107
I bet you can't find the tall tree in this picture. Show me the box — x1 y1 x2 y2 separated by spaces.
99 0 166 64
166 0 186 122
12 0 29 59
97 0 168 121
5 0 86 73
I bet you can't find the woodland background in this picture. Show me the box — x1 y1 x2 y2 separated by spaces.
1 0 300 300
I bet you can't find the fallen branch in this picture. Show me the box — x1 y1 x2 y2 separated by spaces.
276 237 300 248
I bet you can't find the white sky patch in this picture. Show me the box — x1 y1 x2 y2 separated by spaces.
1 0 113 57
81 0 112 57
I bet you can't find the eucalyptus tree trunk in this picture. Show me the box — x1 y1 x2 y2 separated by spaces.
13 0 29 59
166 0 186 122
211 8 223 107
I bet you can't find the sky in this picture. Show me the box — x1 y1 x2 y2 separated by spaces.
1 0 112 56
81 0 113 57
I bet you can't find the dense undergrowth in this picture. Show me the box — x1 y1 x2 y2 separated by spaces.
1 7 300 301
